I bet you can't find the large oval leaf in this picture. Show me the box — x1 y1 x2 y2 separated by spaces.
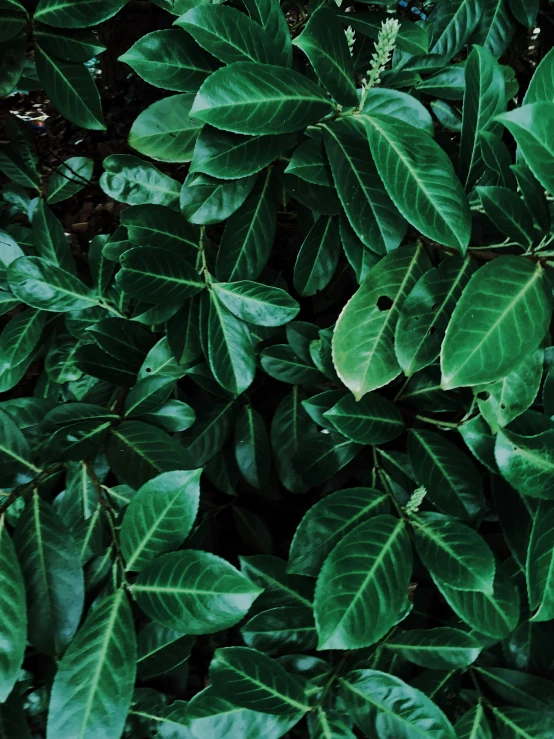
117 247 205 304
314 515 412 650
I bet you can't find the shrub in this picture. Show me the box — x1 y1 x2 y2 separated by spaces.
1 0 554 736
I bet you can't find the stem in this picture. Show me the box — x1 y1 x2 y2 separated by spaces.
372 446 405 519
415 414 460 429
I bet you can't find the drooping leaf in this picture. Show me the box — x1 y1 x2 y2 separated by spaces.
100 154 181 207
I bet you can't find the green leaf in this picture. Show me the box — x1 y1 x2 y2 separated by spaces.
215 169 276 281
288 487 389 576
524 46 554 105
212 280 299 327
477 666 554 713
180 396 236 466
87 318 154 369
207 291 256 396
294 431 361 488
293 215 340 298
46 590 136 739
121 204 198 257
526 501 554 622
243 0 291 67
235 405 270 489
100 154 181 207
261 344 324 384
493 707 553 739
46 156 94 204
477 186 534 247
361 87 435 137
324 392 404 445
0 307 46 378
511 163 550 233
133 550 262 633
128 93 202 163
31 200 75 273
332 244 430 400
340 669 456 738
191 126 292 180
0 10 25 43
417 65 466 100
0 408 40 481
435 565 520 639
385 627 481 670
271 387 314 494
106 420 190 489
35 0 126 28
411 510 495 593
175 5 281 65
395 256 476 377
363 114 471 252
476 347 543 432
0 34 25 97
409 429 484 520
240 554 313 610
293 6 357 107
14 491 84 655
180 172 256 225
0 515 26 701
455 705 493 739
285 138 332 187
186 685 299 739
121 469 200 572
441 257 552 389
210 646 310 715
33 24 106 62
497 102 554 195
35 44 105 130
459 45 506 190
117 246 204 304
322 117 406 256
190 61 333 134
314 515 411 650
136 623 194 679
119 29 216 91
242 606 316 655
471 0 516 59
495 429 554 500
429 0 482 58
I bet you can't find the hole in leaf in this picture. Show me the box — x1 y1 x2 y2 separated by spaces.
428 327 436 336
377 296 393 311
145 367 152 373
477 391 490 401
431 304 439 312
500 403 506 410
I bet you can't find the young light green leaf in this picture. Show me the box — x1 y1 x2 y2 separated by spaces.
133 550 262 633
314 515 412 650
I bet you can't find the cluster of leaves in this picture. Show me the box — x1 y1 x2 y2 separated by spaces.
1 0 554 737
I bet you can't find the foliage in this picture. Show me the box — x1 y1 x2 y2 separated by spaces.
1 0 554 737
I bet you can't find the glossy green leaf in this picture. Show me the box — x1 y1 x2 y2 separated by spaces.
526 501 554 622
409 429 485 520
411 510 495 593
100 154 181 207
524 46 554 105
35 45 105 130
261 344 324 384
190 62 333 134
175 5 281 65
477 666 554 713
136 623 194 679
33 24 106 62
429 0 482 58
128 93 202 163
340 669 456 739
363 114 471 252
240 555 313 610
314 515 411 650
241 606 317 655
339 12 430 55
119 29 216 91
46 590 136 739
235 405 270 488
293 215 340 297
441 257 552 389
46 156 94 204
332 244 430 400
35 0 126 28
385 627 481 670
212 280 299 327
0 515 26 701
322 117 406 255
133 550 262 633
477 186 534 247
472 0 516 59
455 704 493 739
495 429 554 500
285 138 332 187
288 487 389 576
293 6 357 106
210 646 310 715
271 387 314 494
496 103 554 196
324 392 404 445
121 469 200 571
14 491 84 655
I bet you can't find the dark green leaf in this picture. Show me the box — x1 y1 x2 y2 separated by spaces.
385 627 482 670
